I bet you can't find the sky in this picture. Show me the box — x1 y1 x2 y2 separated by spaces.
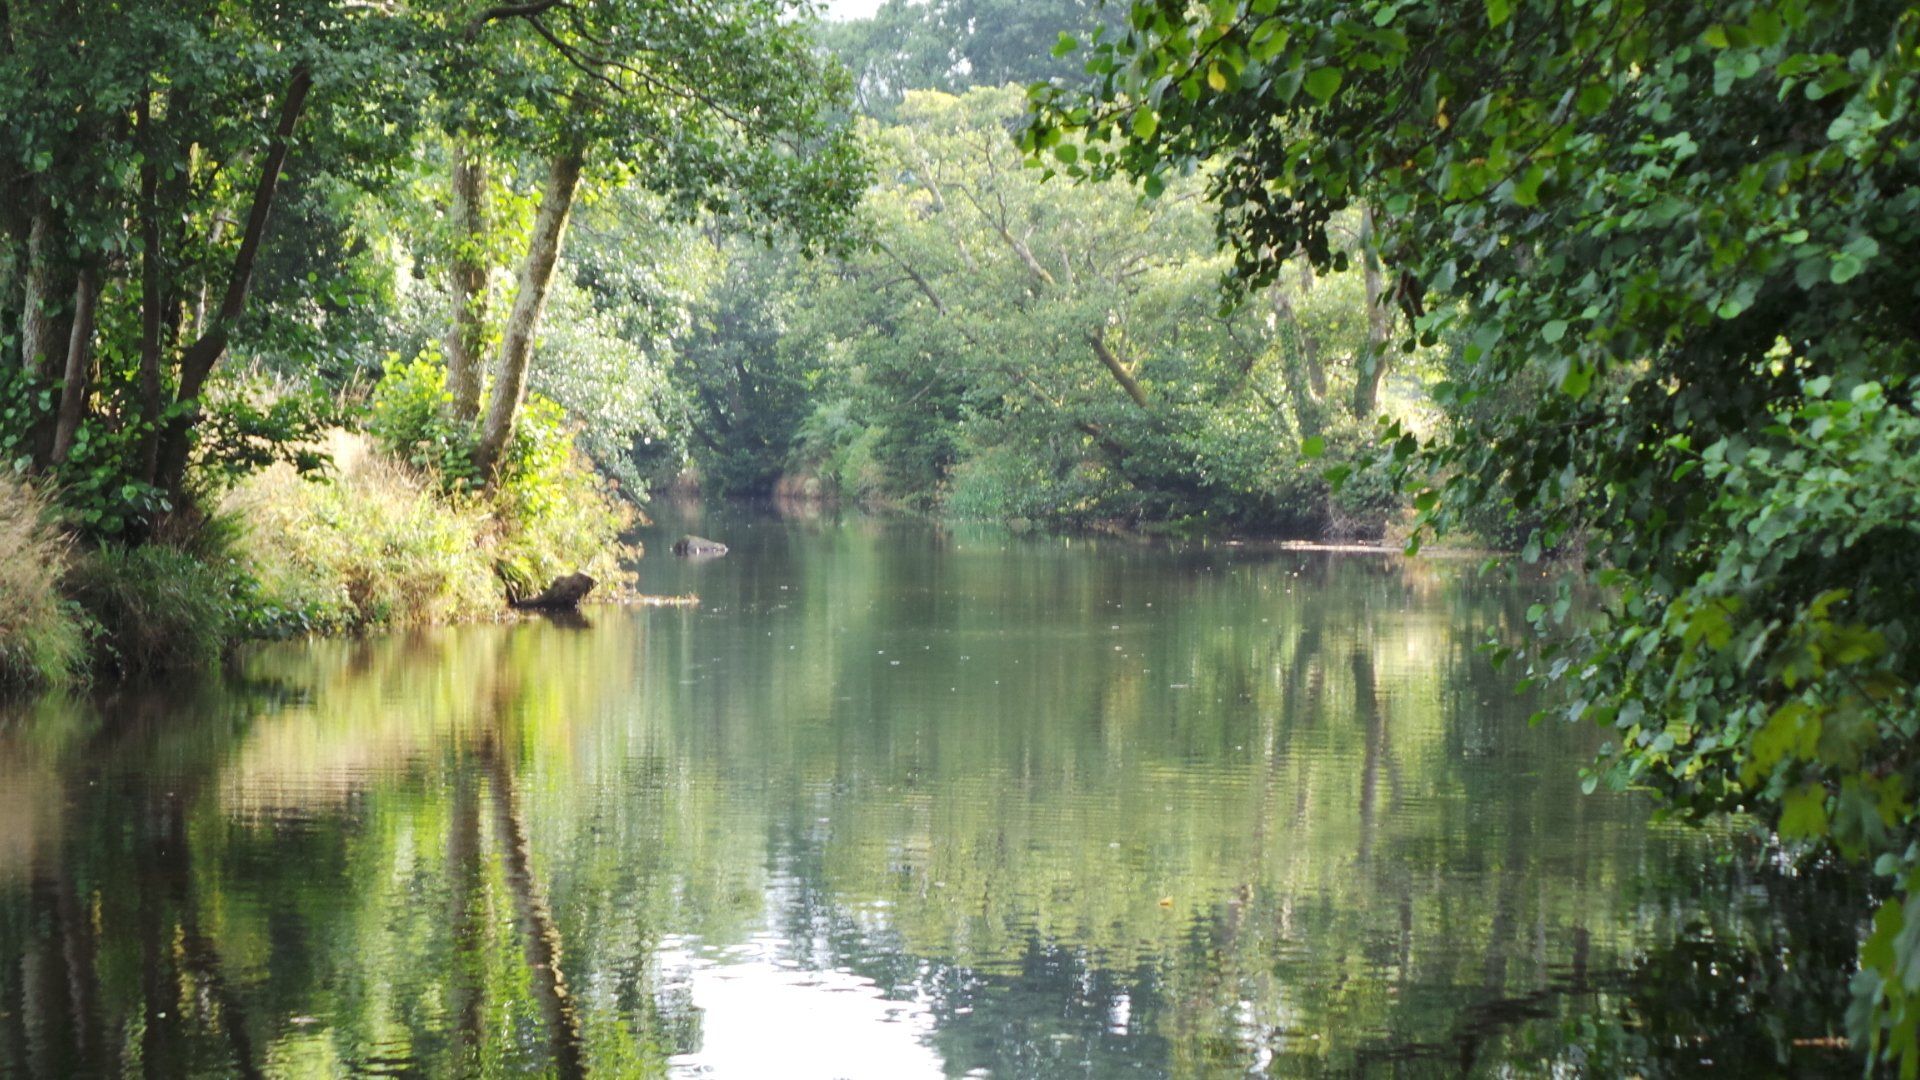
820 0 886 19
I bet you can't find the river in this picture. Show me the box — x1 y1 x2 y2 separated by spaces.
0 505 1859 1077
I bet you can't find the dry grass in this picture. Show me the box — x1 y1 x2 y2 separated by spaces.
0 475 83 689
224 430 631 633
224 437 500 632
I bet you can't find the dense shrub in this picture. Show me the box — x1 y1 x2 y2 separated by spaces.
790 400 887 502
367 351 485 490
486 395 636 601
0 476 85 690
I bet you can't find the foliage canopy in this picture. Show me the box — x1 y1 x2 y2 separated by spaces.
1033 0 1920 1065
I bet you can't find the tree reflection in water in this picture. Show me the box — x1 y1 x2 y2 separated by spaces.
0 514 1869 1076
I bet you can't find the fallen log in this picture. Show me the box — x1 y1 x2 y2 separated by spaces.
510 572 597 611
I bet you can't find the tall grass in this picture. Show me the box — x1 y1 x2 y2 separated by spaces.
65 541 244 676
0 476 85 690
225 438 501 632
224 430 631 632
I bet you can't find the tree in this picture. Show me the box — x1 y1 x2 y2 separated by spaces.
0 0 429 529
1031 0 1920 1067
432 0 867 485
821 0 1126 119
781 86 1408 530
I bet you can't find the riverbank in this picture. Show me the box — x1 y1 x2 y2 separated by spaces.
0 429 631 692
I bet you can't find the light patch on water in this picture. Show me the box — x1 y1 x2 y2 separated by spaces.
664 935 942 1079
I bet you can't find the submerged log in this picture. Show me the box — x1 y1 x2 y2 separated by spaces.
511 572 596 610
671 535 728 557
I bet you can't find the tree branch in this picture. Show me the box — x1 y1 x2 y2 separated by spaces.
174 64 314 404
1088 326 1150 408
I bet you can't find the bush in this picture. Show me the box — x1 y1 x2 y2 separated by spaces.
792 400 888 503
366 350 483 490
364 352 636 602
0 475 85 690
487 396 636 601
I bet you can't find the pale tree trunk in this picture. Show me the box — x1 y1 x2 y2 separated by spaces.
473 148 584 485
50 268 97 463
445 140 489 423
19 202 70 379
1298 260 1328 400
1350 204 1392 419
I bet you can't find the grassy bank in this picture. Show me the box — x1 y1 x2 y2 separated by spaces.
0 423 631 691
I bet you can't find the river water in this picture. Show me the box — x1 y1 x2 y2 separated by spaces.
0 506 1859 1077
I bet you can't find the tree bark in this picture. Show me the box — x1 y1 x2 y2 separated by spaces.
1297 260 1328 400
1350 204 1392 420
473 147 584 484
50 268 97 464
151 65 313 498
445 140 489 423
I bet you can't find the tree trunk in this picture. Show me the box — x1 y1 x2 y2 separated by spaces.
19 201 72 380
136 94 166 484
445 140 489 423
1350 204 1392 419
1269 282 1326 440
151 66 313 500
1297 260 1328 399
473 148 584 484
50 268 97 464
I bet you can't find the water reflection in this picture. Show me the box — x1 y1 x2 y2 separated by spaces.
0 509 1860 1077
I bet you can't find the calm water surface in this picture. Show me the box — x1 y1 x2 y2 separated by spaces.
0 507 1859 1077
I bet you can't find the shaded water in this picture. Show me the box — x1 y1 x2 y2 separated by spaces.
0 506 1859 1077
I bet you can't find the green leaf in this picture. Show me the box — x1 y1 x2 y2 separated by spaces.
1051 32 1079 58
1131 108 1159 141
1512 163 1545 207
1575 82 1614 115
1485 0 1511 28
1301 435 1326 458
1779 782 1830 841
1559 362 1592 398
1542 319 1569 343
1304 67 1344 103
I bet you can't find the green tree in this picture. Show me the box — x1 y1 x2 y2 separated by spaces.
431 0 866 484
821 0 1125 118
0 0 430 528
1031 0 1920 1067
789 86 1408 530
